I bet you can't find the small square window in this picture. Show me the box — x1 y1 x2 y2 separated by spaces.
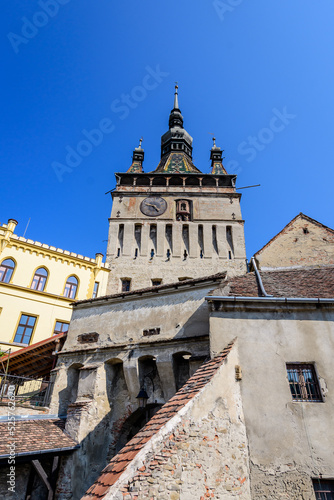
121 279 131 292
287 364 322 402
53 321 69 335
152 279 162 287
313 479 334 499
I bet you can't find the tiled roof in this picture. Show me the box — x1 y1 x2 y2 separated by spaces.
82 340 235 499
225 267 334 298
254 212 334 257
154 152 201 173
74 272 226 306
0 419 78 457
0 332 67 378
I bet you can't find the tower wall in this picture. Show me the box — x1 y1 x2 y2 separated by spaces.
106 180 247 293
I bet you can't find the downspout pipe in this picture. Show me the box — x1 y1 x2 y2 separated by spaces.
251 256 273 297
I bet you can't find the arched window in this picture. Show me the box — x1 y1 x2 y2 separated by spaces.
64 276 78 299
0 258 15 283
31 267 48 291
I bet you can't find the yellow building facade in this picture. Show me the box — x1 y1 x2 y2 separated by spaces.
0 219 110 352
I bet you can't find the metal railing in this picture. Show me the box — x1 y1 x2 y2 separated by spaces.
0 373 54 407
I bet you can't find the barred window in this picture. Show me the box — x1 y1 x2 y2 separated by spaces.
313 479 334 499
286 364 322 402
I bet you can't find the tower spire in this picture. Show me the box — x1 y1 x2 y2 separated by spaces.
174 83 179 110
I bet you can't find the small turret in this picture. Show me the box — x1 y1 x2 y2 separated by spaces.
127 138 144 173
210 137 227 174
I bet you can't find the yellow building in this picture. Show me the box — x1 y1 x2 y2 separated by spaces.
0 219 110 352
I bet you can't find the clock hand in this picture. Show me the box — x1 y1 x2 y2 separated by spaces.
146 203 159 211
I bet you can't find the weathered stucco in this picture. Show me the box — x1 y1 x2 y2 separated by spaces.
51 281 218 498
254 213 334 270
209 300 334 499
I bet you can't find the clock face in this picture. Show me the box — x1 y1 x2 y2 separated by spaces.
140 196 167 217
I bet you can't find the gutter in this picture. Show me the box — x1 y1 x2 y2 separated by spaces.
0 445 80 459
250 256 273 297
205 296 334 304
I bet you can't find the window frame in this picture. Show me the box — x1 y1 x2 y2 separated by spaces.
63 275 79 299
313 478 334 499
151 279 162 287
30 266 49 292
0 258 16 283
53 320 70 336
92 281 99 299
286 363 323 402
12 313 38 346
121 278 131 292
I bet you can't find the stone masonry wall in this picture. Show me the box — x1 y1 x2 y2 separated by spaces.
105 344 251 500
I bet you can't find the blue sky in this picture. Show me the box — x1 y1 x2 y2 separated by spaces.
1 1 334 259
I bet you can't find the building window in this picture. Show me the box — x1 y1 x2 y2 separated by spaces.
121 279 131 292
64 276 78 299
92 282 99 299
176 200 191 221
53 321 69 335
286 364 322 402
152 279 162 287
13 314 37 345
0 258 15 283
313 479 334 499
31 267 48 291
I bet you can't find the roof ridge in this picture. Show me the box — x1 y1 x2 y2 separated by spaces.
82 340 236 499
254 213 334 257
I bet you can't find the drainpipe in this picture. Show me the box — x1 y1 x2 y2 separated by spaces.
250 257 273 298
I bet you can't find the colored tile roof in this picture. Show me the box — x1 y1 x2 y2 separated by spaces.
82 340 235 499
254 212 334 257
74 272 226 306
0 332 67 378
0 419 78 458
223 267 334 298
154 152 201 173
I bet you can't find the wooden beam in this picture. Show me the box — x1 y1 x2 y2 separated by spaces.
32 459 54 500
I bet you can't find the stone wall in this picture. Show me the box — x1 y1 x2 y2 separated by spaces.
104 344 251 500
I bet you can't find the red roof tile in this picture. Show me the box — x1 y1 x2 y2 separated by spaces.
0 419 78 457
81 340 235 499
224 267 334 298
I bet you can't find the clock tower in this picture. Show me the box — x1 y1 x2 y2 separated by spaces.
106 87 247 293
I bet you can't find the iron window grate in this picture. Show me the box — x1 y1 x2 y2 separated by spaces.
313 479 334 499
286 364 322 402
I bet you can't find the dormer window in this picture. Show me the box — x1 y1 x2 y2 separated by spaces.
176 200 191 221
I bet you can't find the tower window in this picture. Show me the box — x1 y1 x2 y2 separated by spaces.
150 224 157 251
226 226 234 257
176 200 191 221
121 279 131 292
212 226 218 254
303 227 309 234
118 224 124 254
198 225 204 258
166 224 173 253
135 224 142 250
